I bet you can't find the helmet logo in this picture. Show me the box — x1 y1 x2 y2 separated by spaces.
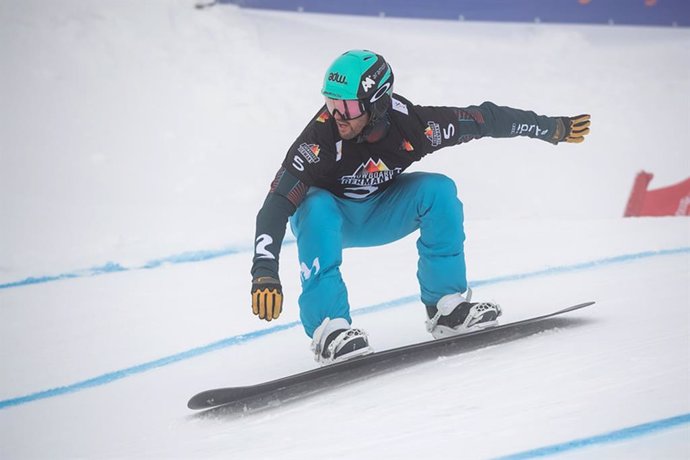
361 76 376 91
369 82 391 103
328 72 347 84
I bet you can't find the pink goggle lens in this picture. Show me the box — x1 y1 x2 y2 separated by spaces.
324 98 366 120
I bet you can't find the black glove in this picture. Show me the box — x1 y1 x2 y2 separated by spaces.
251 276 283 321
552 114 591 144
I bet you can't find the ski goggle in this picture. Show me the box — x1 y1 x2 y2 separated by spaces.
324 97 367 120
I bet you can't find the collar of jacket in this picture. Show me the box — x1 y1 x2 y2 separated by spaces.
356 113 391 144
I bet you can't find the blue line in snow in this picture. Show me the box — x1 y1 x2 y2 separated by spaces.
0 241 296 290
0 320 301 410
495 413 690 459
470 246 690 288
1 244 686 291
0 246 688 412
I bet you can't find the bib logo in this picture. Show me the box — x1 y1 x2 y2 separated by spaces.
340 158 402 199
341 158 398 186
328 72 347 84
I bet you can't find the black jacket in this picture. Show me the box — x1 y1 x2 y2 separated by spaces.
252 94 559 278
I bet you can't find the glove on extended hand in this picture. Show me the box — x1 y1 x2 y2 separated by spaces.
251 276 283 321
552 114 591 144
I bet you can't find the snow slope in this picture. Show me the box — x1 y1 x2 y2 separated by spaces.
0 1 688 458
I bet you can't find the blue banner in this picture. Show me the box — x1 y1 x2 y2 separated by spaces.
220 0 688 27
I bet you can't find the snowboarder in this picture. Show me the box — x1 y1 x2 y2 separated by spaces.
250 50 590 365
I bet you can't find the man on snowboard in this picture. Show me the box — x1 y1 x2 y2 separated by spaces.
250 50 590 365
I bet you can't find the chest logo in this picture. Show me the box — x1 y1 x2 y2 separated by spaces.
340 158 400 186
340 158 402 200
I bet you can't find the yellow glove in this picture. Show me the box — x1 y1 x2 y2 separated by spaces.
553 114 591 144
251 276 283 321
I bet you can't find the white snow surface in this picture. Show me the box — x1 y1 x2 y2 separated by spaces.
1 1 689 458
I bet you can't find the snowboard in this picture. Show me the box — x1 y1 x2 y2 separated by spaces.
188 301 594 412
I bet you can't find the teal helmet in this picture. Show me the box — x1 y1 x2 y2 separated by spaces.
321 50 394 122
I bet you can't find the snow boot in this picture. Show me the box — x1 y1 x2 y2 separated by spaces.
311 318 373 365
425 289 502 339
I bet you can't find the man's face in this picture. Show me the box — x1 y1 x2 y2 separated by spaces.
333 111 370 140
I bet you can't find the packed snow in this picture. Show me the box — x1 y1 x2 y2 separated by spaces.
0 0 688 458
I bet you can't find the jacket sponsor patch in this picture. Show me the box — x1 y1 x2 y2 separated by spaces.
424 121 442 147
391 98 408 115
297 142 321 164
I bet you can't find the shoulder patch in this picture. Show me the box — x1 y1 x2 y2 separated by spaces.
391 98 408 115
315 110 331 123
297 142 321 164
424 121 442 147
400 138 414 152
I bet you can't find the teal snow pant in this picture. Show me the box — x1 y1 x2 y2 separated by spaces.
289 172 467 337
